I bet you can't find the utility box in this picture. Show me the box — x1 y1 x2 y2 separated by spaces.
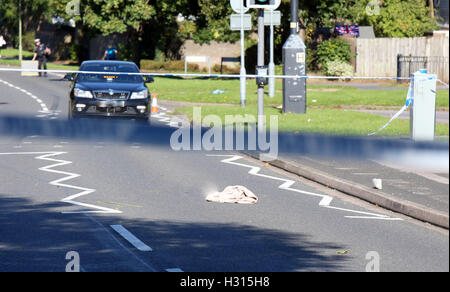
410 70 437 141
282 34 307 114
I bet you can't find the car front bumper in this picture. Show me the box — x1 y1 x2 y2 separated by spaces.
71 98 150 118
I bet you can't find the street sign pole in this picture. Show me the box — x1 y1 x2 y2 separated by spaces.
257 8 265 130
240 4 246 107
268 10 275 98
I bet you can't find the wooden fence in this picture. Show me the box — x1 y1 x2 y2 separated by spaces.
355 35 449 83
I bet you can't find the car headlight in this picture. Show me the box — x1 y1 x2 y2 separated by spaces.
130 89 149 99
74 88 93 98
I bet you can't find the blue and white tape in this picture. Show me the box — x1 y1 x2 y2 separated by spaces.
368 82 414 136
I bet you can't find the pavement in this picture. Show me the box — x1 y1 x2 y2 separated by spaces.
0 69 449 272
246 152 449 229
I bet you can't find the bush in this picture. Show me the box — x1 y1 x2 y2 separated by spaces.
316 38 353 72
140 59 199 72
325 60 354 77
141 60 164 70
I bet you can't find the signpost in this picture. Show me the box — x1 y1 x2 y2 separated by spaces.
229 0 281 119
264 10 281 98
230 0 250 107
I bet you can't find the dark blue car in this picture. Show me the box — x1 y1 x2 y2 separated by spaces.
65 60 154 120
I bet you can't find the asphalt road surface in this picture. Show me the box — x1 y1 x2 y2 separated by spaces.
0 71 448 272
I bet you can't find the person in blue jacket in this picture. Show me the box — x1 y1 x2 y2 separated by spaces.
103 42 118 60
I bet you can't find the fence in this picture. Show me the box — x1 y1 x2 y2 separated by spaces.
396 55 449 83
356 36 449 83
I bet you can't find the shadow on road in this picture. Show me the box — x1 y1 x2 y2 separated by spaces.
0 194 349 272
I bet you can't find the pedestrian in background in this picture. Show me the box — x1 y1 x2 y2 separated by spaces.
0 34 6 58
32 38 51 77
103 42 118 60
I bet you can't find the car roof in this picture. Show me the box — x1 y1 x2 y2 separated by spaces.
80 60 138 67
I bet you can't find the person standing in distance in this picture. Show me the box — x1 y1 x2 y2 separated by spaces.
103 42 118 60
32 39 51 77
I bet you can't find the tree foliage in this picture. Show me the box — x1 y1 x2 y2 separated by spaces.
0 0 49 37
354 0 438 37
1 0 440 62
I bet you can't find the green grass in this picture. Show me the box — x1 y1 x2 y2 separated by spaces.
0 48 79 71
174 105 449 137
0 58 79 71
147 77 449 109
0 48 35 59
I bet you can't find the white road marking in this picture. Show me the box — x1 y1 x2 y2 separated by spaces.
87 215 157 272
209 155 402 221
151 109 182 128
0 151 122 214
0 78 50 113
110 225 152 252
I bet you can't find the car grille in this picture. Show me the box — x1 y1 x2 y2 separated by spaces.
94 91 129 100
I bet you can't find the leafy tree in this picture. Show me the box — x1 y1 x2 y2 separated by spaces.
354 0 439 37
0 0 50 46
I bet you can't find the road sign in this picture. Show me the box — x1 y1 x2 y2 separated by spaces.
264 10 281 26
230 0 249 13
245 0 281 10
230 14 252 31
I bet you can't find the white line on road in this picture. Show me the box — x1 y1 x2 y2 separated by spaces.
0 78 49 113
209 155 402 221
0 151 122 214
110 225 153 252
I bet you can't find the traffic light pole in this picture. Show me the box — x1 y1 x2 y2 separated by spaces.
257 8 265 131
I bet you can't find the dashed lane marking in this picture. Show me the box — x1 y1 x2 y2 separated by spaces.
110 225 153 252
0 78 50 114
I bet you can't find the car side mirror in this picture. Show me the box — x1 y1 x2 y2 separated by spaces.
64 74 74 81
144 75 154 83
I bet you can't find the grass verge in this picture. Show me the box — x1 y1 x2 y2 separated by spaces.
147 77 449 109
174 105 449 137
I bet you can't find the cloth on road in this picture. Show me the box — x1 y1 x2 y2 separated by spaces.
206 186 258 204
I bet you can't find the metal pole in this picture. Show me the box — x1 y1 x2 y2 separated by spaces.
240 4 246 107
268 10 275 98
257 8 265 130
291 0 299 34
19 0 23 62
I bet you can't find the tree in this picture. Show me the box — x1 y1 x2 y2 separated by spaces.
0 0 50 47
351 0 439 37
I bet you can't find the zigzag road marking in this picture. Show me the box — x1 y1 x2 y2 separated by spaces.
0 151 122 214
151 111 181 128
209 155 403 221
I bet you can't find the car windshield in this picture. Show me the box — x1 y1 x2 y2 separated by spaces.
76 63 143 83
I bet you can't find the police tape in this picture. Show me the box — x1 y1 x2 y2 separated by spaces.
368 82 414 136
1 66 448 137
0 67 415 81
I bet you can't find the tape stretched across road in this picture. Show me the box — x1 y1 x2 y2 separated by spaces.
1 67 449 88
0 67 417 81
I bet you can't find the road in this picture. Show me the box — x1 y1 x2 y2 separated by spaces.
0 71 448 272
